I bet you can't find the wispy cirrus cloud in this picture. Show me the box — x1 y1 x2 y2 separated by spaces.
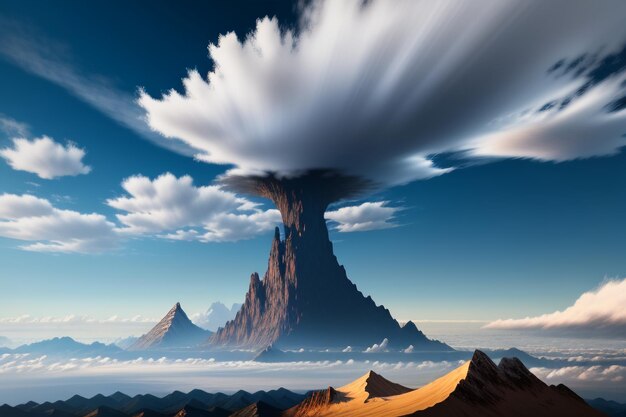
485 278 626 338
0 18 194 156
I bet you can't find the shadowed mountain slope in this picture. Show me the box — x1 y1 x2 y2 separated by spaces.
211 173 450 350
285 350 605 417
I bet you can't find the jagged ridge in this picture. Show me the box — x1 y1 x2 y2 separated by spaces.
211 226 450 350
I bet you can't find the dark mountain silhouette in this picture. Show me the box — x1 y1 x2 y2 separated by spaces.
587 398 626 417
84 406 127 417
171 404 229 417
210 173 451 350
0 404 31 417
3 388 305 417
229 401 282 417
128 303 210 350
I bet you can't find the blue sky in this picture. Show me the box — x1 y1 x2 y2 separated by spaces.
0 0 625 338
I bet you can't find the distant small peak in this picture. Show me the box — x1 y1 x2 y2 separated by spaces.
498 356 526 370
402 321 418 331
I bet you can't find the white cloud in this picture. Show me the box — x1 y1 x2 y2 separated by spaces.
342 346 353 353
404 345 414 354
0 173 284 254
139 0 626 187
485 278 626 338
364 338 389 353
531 365 626 384
0 194 118 253
325 201 401 232
107 173 281 242
1 136 91 179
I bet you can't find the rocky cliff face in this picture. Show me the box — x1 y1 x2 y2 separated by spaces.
211 173 449 350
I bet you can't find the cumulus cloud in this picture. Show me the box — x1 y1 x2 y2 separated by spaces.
325 201 401 232
0 173 286 254
107 173 281 242
485 278 626 338
0 193 118 253
139 0 626 187
1 136 91 179
364 338 389 353
531 365 626 384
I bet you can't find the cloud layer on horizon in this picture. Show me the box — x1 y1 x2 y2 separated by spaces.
1 136 91 179
485 278 626 338
140 0 626 187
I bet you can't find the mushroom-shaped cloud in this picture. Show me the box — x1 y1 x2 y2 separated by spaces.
139 0 626 188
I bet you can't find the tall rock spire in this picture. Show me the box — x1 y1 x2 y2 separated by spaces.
211 172 450 350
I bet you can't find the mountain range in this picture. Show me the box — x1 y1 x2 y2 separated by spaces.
0 388 305 417
0 350 608 417
11 336 123 357
283 350 604 417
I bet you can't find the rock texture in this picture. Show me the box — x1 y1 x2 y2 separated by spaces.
229 401 282 417
410 350 605 417
211 173 450 350
129 303 210 351
284 350 605 417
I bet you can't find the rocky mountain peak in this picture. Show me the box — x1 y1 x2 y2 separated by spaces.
210 175 452 350
361 370 412 399
128 303 210 351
